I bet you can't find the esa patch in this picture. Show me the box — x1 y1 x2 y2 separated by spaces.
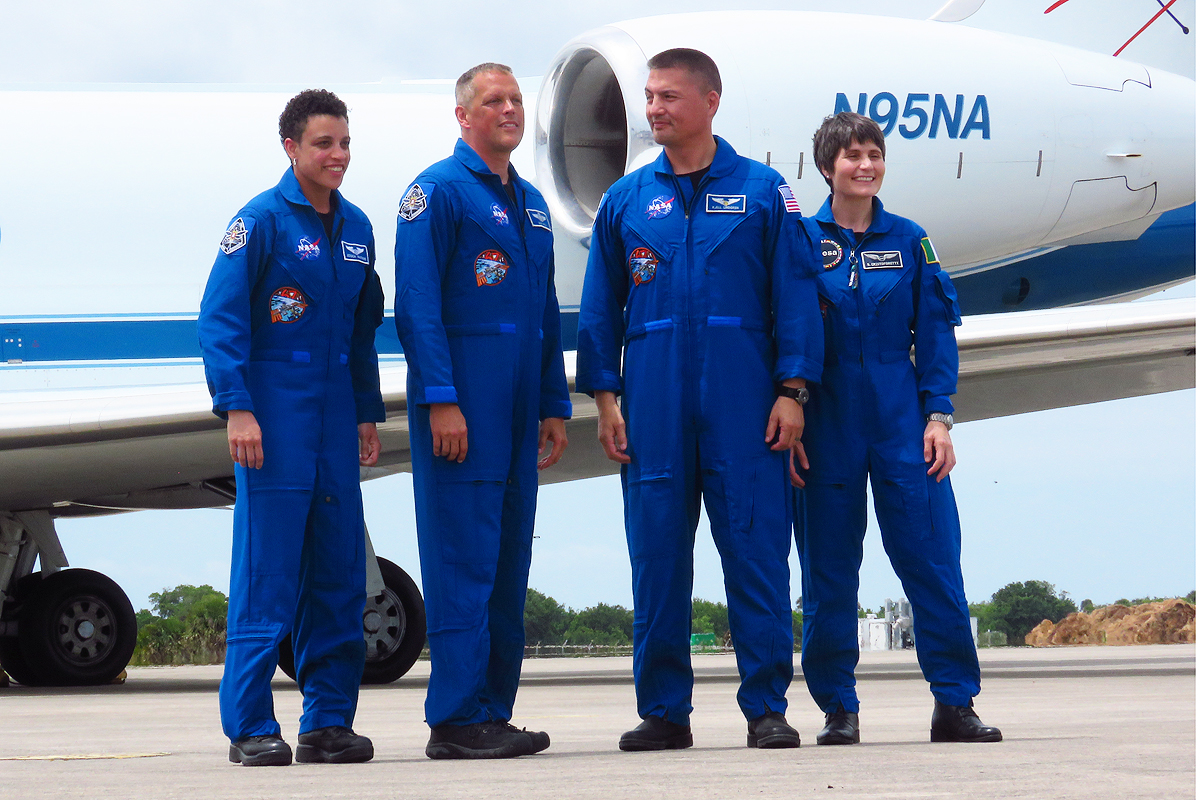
220 217 248 255
527 208 552 231
629 247 659 286
474 249 509 286
820 238 844 269
706 194 746 214
646 195 674 220
270 287 308 323
295 237 321 261
342 241 369 265
777 184 802 214
861 250 903 270
399 183 429 221
491 203 510 227
920 237 940 264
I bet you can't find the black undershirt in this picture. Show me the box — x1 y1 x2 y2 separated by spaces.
676 167 710 209
317 209 335 242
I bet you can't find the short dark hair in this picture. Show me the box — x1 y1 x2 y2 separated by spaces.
455 62 515 107
279 89 348 144
812 112 886 189
647 48 722 96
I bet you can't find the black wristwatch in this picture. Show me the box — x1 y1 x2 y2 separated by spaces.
776 385 810 405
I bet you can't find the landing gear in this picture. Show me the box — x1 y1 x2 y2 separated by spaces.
0 569 136 686
278 557 426 685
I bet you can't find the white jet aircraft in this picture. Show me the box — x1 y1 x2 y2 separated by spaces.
0 3 1193 686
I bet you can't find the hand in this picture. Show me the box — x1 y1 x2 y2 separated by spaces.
359 422 381 467
765 396 805 451
537 417 569 470
227 409 264 469
595 391 631 464
789 440 810 488
430 403 468 462
923 420 956 482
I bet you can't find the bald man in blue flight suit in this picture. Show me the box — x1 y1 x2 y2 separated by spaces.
577 48 823 751
794 111 1001 746
394 62 571 760
199 90 383 766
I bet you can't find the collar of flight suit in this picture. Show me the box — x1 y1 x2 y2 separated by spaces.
452 137 523 190
813 194 899 237
650 135 741 182
276 166 345 219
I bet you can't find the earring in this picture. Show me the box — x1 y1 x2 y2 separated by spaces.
291 157 297 166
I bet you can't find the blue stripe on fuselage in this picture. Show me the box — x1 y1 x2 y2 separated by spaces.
0 311 583 363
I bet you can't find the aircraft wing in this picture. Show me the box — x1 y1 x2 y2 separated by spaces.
0 299 1191 515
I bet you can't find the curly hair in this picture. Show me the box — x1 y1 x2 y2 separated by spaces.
812 112 886 189
278 89 349 144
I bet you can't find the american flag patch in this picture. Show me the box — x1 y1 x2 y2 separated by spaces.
777 184 802 214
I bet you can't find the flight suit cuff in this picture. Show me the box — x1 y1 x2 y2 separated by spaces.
355 395 386 424
422 385 458 405
212 392 255 420
540 399 573 421
922 395 955 416
575 370 622 398
773 356 823 385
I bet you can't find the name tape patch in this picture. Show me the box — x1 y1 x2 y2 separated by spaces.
861 250 903 270
342 241 369 265
706 194 746 214
527 208 552 231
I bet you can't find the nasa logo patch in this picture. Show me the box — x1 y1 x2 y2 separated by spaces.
862 250 904 270
527 208 552 231
270 287 308 323
491 203 510 226
220 217 247 255
820 239 844 269
474 249 510 286
341 241 369 265
295 237 321 261
398 183 428 221
629 247 659 286
646 195 674 220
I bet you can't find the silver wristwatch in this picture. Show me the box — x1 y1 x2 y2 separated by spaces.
926 412 953 430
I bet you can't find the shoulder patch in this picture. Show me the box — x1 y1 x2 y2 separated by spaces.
527 208 552 231
399 183 430 221
341 241 369 265
777 184 802 214
220 217 248 255
920 237 940 265
706 194 746 214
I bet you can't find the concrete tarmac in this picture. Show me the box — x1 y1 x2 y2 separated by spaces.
1 644 1193 800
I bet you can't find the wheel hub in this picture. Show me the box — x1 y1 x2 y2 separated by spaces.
362 587 406 663
54 597 115 665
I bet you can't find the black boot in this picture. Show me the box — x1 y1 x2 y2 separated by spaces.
295 726 374 763
746 711 800 748
816 708 860 745
930 700 1002 743
426 721 535 759
619 716 693 751
229 735 292 766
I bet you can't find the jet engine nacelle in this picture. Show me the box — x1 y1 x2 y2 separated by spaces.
534 11 1195 299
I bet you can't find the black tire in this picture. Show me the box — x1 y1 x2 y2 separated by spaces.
0 573 44 686
17 569 136 686
362 557 425 684
277 557 426 685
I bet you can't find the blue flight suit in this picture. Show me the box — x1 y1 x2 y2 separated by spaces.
795 195 980 713
577 136 823 724
198 168 385 742
394 139 572 728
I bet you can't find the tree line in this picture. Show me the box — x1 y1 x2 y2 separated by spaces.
131 581 1195 665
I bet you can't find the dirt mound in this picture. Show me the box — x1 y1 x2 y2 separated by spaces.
1025 599 1195 646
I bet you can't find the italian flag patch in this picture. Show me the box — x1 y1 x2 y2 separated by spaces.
920 237 940 264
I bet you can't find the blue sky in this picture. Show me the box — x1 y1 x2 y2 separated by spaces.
21 0 1199 614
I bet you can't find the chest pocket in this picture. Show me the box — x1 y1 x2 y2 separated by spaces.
693 203 761 257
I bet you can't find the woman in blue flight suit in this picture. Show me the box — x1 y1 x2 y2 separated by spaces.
198 90 384 767
795 112 1001 745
